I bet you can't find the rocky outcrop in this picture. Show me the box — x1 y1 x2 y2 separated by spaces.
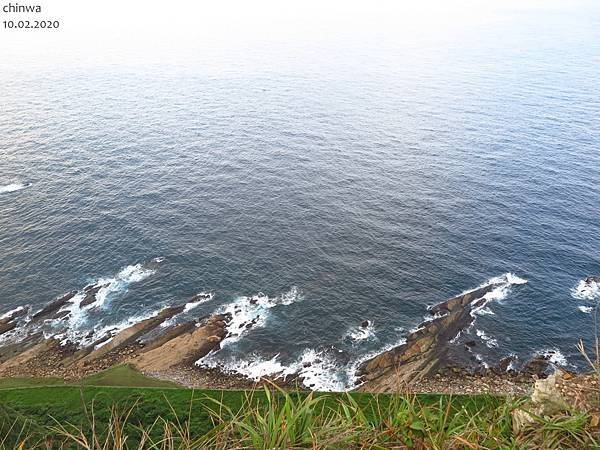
0 291 233 385
512 369 600 435
0 307 29 335
79 283 108 307
132 313 231 372
356 284 501 392
0 338 64 373
31 291 77 321
78 305 186 363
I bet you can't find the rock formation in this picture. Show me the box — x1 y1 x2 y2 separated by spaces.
133 313 230 372
356 284 502 392
80 283 108 307
31 291 77 321
0 307 29 335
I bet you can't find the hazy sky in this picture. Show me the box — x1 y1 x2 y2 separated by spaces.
0 0 595 68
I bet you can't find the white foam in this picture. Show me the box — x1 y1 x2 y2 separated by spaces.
578 305 594 314
346 321 376 342
201 347 350 391
47 261 160 345
183 292 214 313
476 329 498 348
506 355 519 372
0 183 26 194
86 263 156 309
0 306 26 320
468 272 528 316
475 307 495 316
473 353 490 369
538 349 568 367
462 272 527 296
571 279 600 301
214 286 303 346
293 348 348 391
505 273 528 285
57 307 164 348
202 353 288 381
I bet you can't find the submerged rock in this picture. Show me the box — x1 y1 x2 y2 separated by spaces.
80 283 108 307
0 307 29 335
32 291 77 321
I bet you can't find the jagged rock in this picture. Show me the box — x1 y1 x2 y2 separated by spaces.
0 307 28 324
493 356 517 375
32 291 77 321
0 322 16 335
0 307 30 335
521 354 554 378
78 305 186 363
133 313 231 372
80 283 108 307
355 283 501 392
188 293 212 303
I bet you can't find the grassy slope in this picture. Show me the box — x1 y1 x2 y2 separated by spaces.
0 365 179 389
0 365 504 432
0 366 532 448
0 366 504 424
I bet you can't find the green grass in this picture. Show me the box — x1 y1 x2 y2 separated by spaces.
0 365 179 390
0 382 519 449
79 365 180 388
0 369 596 449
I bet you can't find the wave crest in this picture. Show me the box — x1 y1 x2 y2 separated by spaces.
0 183 27 194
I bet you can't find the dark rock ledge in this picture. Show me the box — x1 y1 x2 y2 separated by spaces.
355 283 557 393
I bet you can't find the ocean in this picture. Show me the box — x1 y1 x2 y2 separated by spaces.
1 1 599 390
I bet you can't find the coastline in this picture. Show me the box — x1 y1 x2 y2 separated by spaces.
0 273 578 396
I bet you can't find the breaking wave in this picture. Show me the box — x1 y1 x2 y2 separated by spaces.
571 278 600 301
476 329 498 348
467 272 528 316
199 347 352 391
0 305 27 320
214 286 303 346
91 261 157 307
537 349 569 367
0 183 27 194
183 292 214 312
346 320 376 342
49 259 162 344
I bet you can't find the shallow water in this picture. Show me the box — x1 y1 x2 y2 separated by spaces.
1 2 600 390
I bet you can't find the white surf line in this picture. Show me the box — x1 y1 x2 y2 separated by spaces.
50 259 163 345
210 286 303 347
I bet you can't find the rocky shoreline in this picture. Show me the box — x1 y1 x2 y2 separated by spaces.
1 274 592 395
